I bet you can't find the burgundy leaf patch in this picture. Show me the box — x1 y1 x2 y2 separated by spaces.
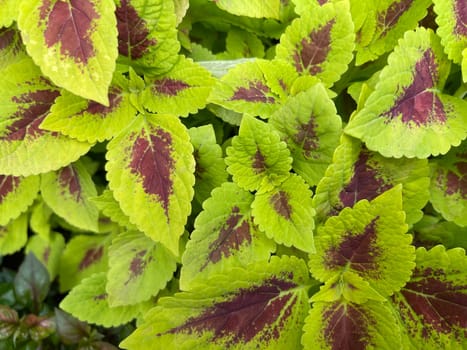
85 88 122 116
295 118 319 158
454 0 467 36
40 0 99 64
115 0 157 60
377 0 414 37
127 250 150 281
0 175 20 203
231 81 275 103
205 206 252 267
383 49 446 126
129 128 175 216
271 191 292 220
166 277 297 344
79 246 104 271
445 162 467 199
0 27 15 51
58 165 82 200
252 148 267 174
153 78 190 96
293 19 335 75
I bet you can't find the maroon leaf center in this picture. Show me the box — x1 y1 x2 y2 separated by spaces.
58 165 82 201
271 191 292 220
231 81 275 103
0 175 20 203
377 0 414 37
294 117 319 158
79 246 104 271
455 0 467 36
153 78 190 96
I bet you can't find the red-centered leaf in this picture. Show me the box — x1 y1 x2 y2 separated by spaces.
0 175 20 203
377 0 415 37
454 0 467 36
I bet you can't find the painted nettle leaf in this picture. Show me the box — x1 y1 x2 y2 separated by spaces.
226 115 292 193
0 213 28 256
346 27 467 158
17 0 118 105
275 0 355 87
180 182 274 291
0 26 27 70
0 58 92 176
0 0 17 28
90 189 138 230
106 113 195 256
313 135 430 226
269 83 342 186
121 256 313 350
430 141 467 227
212 0 281 19
26 232 65 280
391 245 467 349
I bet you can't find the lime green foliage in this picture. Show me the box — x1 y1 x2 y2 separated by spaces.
0 214 28 255
26 233 65 280
213 0 281 19
0 175 39 226
0 0 16 27
90 190 138 230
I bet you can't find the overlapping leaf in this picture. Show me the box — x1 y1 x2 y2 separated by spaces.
430 141 467 227
115 0 179 74
107 231 177 306
225 115 292 193
0 0 17 27
41 160 99 232
352 0 432 65
309 186 415 301
252 174 315 253
208 59 298 118
346 28 467 158
0 58 92 176
269 84 342 186
0 27 26 70
313 135 430 225
180 182 274 291
275 1 354 87
222 28 265 59
106 113 195 256
121 256 311 350
60 272 146 327
0 214 28 256
90 190 137 230
0 174 39 226
391 245 467 349
413 215 467 250
143 56 215 117
26 233 65 280
302 300 402 350
213 0 281 19
29 198 53 239
18 0 118 105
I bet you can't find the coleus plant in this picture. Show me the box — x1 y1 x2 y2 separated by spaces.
0 0 466 349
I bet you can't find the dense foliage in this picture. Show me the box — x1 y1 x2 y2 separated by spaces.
0 0 466 349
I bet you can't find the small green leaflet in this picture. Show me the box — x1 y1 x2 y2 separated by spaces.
106 113 195 256
222 28 265 59
40 74 137 143
313 135 430 226
17 0 118 105
302 300 402 350
413 215 467 250
143 56 215 117
0 58 92 176
107 231 177 306
41 161 99 232
252 174 315 253
346 28 467 158
180 182 274 291
309 186 415 300
59 234 113 292
0 27 27 70
213 0 281 19
275 1 354 87
188 125 228 205
90 189 137 230
208 59 298 118
115 0 179 75
29 198 53 239
352 0 432 65
0 174 39 226
26 233 65 280
121 256 311 350
269 84 342 186
0 0 17 27
60 272 147 327
430 141 467 227
0 213 28 256
391 245 467 349
225 115 292 193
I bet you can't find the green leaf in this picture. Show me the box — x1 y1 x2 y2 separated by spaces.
25 233 65 280
269 84 342 186
208 59 298 118
0 214 28 256
313 135 430 226
142 56 215 117
353 0 431 65
188 125 228 205
115 0 179 75
0 0 17 27
430 142 467 226
17 0 118 105
275 1 355 87
180 182 275 291
0 27 27 70
0 175 39 226
302 300 402 350
391 245 467 349
309 186 415 300
413 215 467 250
60 273 145 327
345 27 467 158
225 115 292 193
29 198 53 240
40 76 138 143
106 113 195 256
41 161 99 232
59 234 113 292
0 58 92 176
107 231 177 306
252 174 315 253
89 190 137 230
213 0 281 19
121 256 311 350
223 28 265 59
